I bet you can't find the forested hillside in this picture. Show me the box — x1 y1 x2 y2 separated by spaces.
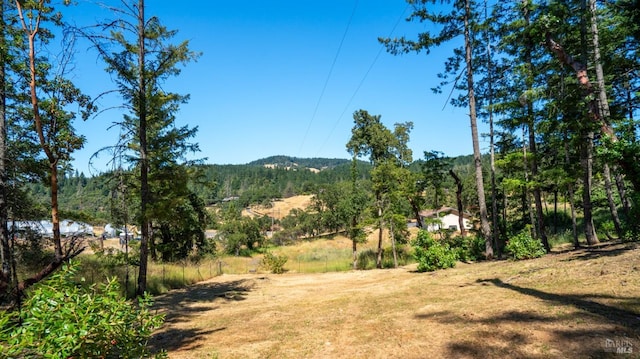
24 157 379 223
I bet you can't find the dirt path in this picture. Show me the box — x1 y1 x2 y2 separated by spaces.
151 243 640 358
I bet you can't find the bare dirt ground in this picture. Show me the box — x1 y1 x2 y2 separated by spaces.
150 242 640 358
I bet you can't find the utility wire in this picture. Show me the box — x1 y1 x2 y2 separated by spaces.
315 3 410 156
297 0 359 156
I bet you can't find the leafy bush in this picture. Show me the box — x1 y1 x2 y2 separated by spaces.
356 249 376 270
443 234 485 262
0 262 165 359
261 252 288 274
412 230 458 272
505 229 546 260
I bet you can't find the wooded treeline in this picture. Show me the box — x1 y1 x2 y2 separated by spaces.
378 0 639 256
1 0 639 302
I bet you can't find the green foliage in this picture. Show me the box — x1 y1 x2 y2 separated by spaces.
0 262 165 359
261 252 288 274
356 249 377 270
443 234 485 262
412 230 458 272
13 230 54 271
505 229 546 260
155 192 214 262
217 212 266 256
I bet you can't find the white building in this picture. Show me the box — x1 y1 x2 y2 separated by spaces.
419 207 473 232
11 219 94 237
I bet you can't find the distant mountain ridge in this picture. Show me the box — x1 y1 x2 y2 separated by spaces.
247 155 351 170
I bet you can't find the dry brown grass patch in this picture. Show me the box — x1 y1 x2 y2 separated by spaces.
151 242 640 358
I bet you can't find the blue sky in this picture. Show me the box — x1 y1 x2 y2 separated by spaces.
63 0 486 174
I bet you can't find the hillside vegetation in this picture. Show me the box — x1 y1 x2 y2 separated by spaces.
26 156 380 222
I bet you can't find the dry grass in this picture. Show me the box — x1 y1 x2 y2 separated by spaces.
249 195 314 219
151 242 640 358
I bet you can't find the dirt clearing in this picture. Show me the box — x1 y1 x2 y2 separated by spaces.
151 242 640 358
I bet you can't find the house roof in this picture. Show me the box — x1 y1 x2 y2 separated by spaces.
418 207 472 220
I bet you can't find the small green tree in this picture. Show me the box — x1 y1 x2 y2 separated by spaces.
504 228 546 260
413 230 458 272
261 251 288 274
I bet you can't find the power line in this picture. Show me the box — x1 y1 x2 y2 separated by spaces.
297 0 359 156
315 3 411 157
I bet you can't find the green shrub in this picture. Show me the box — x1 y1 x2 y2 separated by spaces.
0 262 166 359
261 252 288 274
443 234 485 262
356 249 376 270
381 246 411 268
412 230 458 272
505 229 546 260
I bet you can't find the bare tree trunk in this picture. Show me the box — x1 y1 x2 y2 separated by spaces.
582 133 599 245
464 0 492 258
17 0 63 259
564 135 580 249
390 220 398 268
522 0 550 252
568 185 580 248
553 189 558 234
485 0 498 253
136 0 150 296
449 169 466 237
352 232 358 270
0 0 11 289
603 163 623 238
588 0 624 238
410 199 424 229
522 127 536 235
376 204 383 269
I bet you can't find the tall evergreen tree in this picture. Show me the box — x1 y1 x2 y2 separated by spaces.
380 0 493 257
86 0 200 295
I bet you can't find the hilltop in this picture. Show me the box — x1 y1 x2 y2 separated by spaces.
248 155 352 170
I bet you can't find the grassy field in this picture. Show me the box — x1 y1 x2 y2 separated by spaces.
149 241 640 358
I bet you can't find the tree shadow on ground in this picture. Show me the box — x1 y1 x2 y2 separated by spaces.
477 278 640 330
415 279 640 358
149 327 226 354
150 278 262 353
558 242 639 262
153 278 259 324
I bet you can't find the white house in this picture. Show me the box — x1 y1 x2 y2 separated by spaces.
418 207 473 232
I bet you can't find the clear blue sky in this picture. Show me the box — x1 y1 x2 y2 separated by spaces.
64 0 486 174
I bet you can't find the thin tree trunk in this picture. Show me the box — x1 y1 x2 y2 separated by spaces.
588 0 624 238
390 220 398 268
485 0 498 253
553 189 558 234
17 0 63 259
568 185 579 248
137 0 149 296
352 232 358 270
522 0 549 252
464 0 492 258
603 163 623 238
582 133 599 245
410 199 424 229
449 169 466 237
523 127 536 234
376 204 383 269
614 170 631 217
564 134 580 249
0 0 11 290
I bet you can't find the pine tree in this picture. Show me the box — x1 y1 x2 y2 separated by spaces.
86 0 200 295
